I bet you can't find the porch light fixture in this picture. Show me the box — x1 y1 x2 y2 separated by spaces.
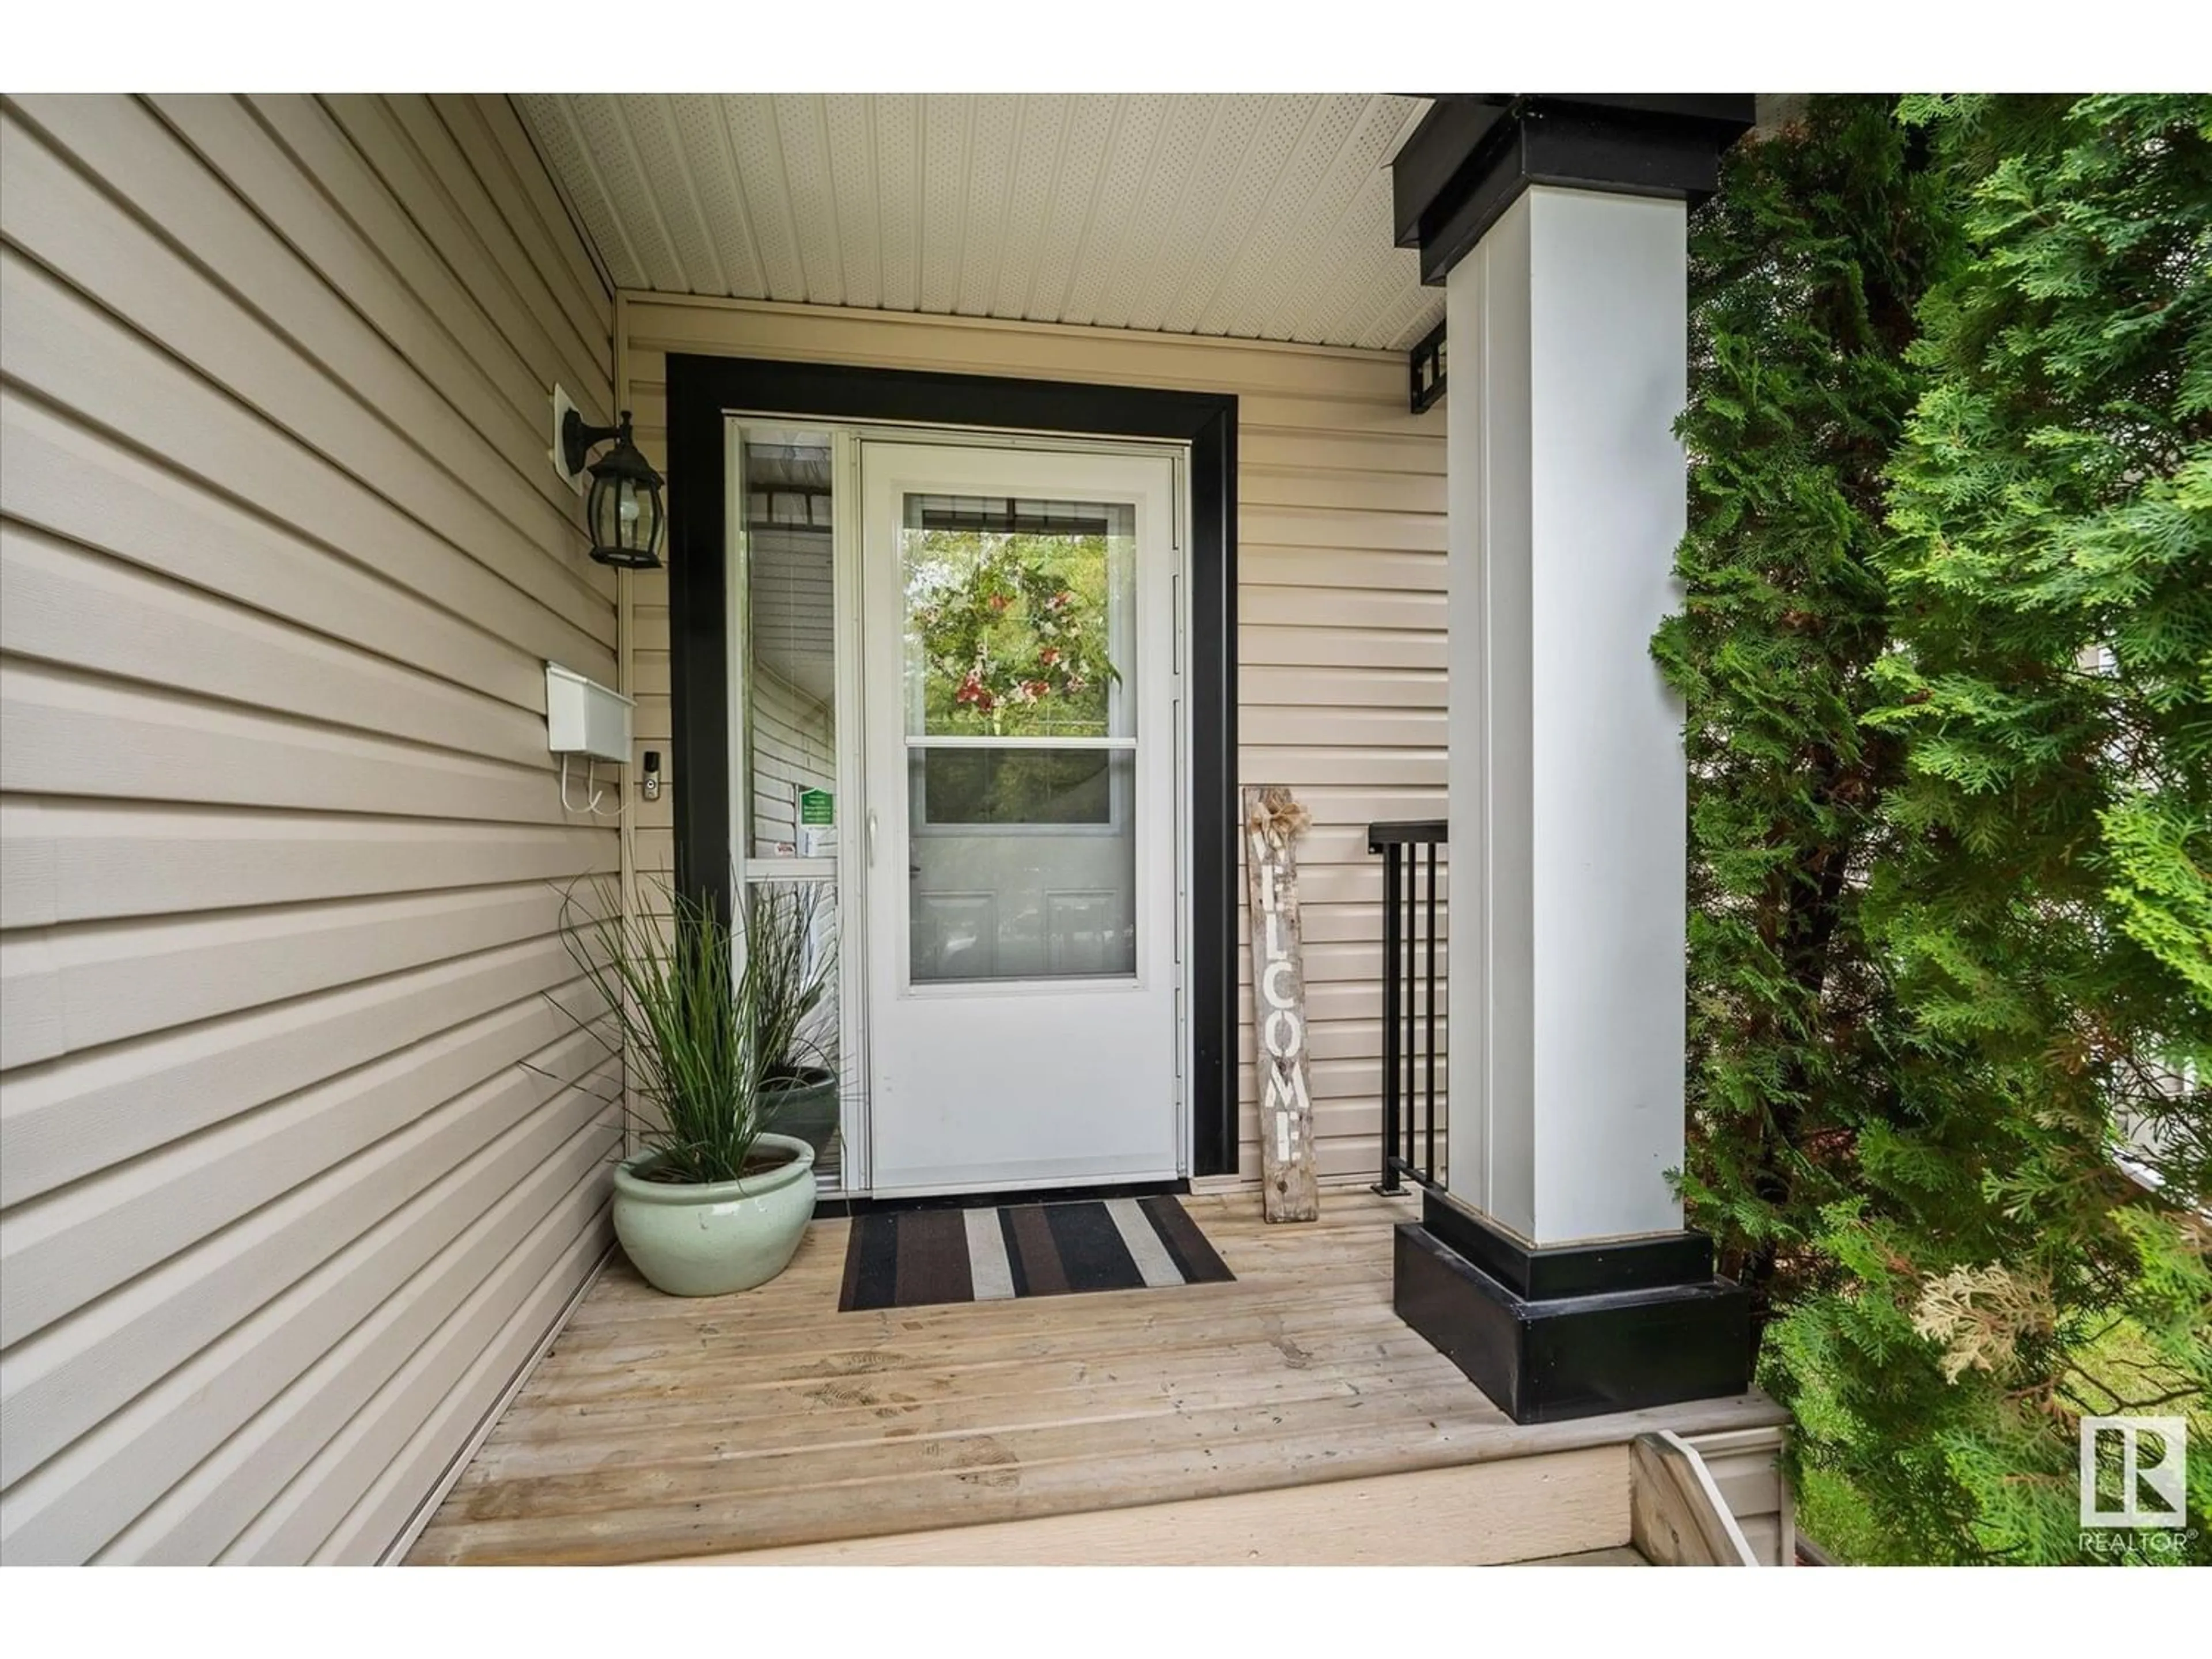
562 408 665 569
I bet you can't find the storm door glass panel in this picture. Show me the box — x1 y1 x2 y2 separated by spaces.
741 431 838 859
734 427 843 1175
902 494 1137 984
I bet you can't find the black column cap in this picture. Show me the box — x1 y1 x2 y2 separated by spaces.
1392 94 1756 285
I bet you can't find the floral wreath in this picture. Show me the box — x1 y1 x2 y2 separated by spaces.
911 539 1115 726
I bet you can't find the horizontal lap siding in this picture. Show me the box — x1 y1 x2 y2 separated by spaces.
616 294 1446 1189
745 669 836 857
0 95 618 1563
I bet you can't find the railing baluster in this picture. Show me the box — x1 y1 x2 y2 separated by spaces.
1376 838 1402 1195
1425 841 1438 1183
1366 819 1446 1198
1403 840 1416 1180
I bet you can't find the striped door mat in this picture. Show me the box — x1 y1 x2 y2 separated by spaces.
839 1195 1234 1312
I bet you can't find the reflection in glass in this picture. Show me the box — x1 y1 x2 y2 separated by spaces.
908 751 1135 983
735 429 844 1175
918 747 1112 827
902 495 1133 741
900 494 1139 984
741 431 838 859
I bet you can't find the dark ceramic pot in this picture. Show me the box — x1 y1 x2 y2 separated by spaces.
761 1066 839 1156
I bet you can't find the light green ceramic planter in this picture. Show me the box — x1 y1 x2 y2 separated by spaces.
612 1133 816 1297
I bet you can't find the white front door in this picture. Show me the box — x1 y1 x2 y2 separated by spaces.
859 442 1181 1194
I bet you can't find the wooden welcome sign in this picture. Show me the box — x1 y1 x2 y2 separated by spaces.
1244 786 1319 1222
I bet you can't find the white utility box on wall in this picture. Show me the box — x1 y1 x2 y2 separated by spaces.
545 663 634 762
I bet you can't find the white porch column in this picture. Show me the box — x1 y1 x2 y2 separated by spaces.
1445 185 1689 1248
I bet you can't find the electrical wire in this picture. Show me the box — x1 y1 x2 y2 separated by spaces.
559 753 624 819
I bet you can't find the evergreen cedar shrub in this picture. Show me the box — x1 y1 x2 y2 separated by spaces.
1656 92 1950 1327
1860 93 2210 1563
1665 94 2210 1563
1656 93 1967 1555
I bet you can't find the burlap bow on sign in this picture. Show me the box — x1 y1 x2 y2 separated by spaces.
1244 785 1310 854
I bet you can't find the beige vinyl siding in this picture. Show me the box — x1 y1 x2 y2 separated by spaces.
745 666 837 856
0 94 619 1563
617 292 1445 1187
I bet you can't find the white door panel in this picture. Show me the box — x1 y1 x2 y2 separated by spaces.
861 443 1180 1194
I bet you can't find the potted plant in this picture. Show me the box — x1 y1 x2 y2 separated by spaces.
748 880 841 1157
553 876 815 1297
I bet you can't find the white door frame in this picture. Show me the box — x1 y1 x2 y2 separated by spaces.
724 417 1193 1196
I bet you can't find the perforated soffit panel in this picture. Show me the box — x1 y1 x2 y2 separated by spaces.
517 94 1445 353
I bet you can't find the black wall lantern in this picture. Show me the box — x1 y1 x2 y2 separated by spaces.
562 408 665 569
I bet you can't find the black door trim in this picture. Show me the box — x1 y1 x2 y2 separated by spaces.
663 354 1240 1179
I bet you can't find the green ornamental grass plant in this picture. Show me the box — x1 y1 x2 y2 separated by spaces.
554 875 779 1187
746 880 836 1088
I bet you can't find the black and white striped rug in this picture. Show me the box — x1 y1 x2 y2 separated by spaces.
838 1195 1234 1312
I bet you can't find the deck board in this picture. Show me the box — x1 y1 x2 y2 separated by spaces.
407 1191 1784 1565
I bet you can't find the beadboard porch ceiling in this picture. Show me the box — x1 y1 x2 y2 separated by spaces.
516 94 1445 351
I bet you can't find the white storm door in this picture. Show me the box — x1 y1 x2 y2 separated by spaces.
860 442 1180 1195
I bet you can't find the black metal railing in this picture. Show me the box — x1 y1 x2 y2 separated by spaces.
1368 819 1446 1196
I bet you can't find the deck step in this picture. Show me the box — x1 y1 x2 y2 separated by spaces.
669 1445 1630 1567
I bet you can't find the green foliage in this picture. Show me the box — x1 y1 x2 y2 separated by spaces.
554 876 772 1186
1654 92 1956 1326
906 525 1118 735
1667 94 2212 1565
1843 92 2211 1563
747 880 836 1082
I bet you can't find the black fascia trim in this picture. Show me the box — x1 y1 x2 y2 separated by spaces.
1393 94 1756 286
1419 1188 1715 1300
1392 95 1513 247
1547 93 1762 124
662 353 1240 1179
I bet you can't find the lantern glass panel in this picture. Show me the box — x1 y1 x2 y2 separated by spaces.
589 475 645 558
581 427 664 567
589 472 616 551
614 478 643 551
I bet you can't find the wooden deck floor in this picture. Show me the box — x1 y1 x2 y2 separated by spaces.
407 1190 1784 1565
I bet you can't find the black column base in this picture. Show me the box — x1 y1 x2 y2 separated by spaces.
1393 1192 1752 1424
